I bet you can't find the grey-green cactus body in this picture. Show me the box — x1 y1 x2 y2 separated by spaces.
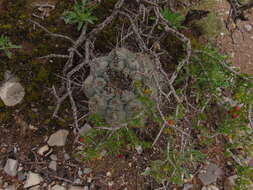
83 48 163 127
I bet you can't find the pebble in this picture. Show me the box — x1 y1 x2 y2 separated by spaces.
202 185 219 190
17 171 26 181
37 145 50 156
79 123 92 135
24 172 43 188
4 185 16 190
0 71 25 106
4 159 18 177
47 130 69 147
50 154 58 161
73 178 82 185
183 184 193 190
244 24 252 32
51 184 66 190
82 168 92 174
64 152 70 160
68 186 84 190
135 145 143 154
106 171 112 177
108 181 114 186
198 163 222 185
49 161 57 171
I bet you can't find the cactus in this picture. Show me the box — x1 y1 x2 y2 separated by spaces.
83 48 163 127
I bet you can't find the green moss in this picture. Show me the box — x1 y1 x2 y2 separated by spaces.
0 110 12 122
0 100 5 108
1 24 12 29
36 66 49 82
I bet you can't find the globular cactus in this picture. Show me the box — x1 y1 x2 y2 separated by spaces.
83 48 163 127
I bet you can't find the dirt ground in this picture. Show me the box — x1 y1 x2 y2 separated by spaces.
214 0 253 74
0 0 253 190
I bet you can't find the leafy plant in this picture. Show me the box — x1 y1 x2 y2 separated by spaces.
78 127 151 160
0 35 21 58
149 144 206 185
63 0 97 31
161 10 185 29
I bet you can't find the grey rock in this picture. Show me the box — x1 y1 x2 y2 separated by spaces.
50 154 57 161
82 168 92 174
47 130 69 147
135 145 143 154
201 185 219 190
4 185 16 190
0 72 25 106
244 24 252 32
24 172 43 188
183 184 193 190
51 184 66 190
64 152 70 160
68 186 84 190
17 171 26 181
4 159 18 176
79 124 92 135
37 145 50 156
198 163 222 185
73 178 82 185
49 161 57 171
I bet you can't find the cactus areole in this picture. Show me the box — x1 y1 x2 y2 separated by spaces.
83 48 162 127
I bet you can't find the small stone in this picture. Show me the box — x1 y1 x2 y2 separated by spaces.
79 123 92 135
47 130 69 147
51 184 66 190
50 154 57 161
0 75 25 106
73 178 82 185
5 185 16 190
108 181 114 186
17 171 26 181
68 186 83 190
24 172 43 188
201 185 219 190
135 145 143 154
183 184 193 190
244 24 252 32
106 171 112 177
64 152 70 160
87 177 92 183
48 161 57 171
37 145 50 156
198 163 222 185
4 159 18 176
83 168 92 174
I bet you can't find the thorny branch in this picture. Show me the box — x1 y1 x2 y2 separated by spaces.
34 0 192 144
31 0 192 146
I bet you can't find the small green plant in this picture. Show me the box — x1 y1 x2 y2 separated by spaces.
148 144 206 185
78 127 151 160
0 35 21 58
161 10 185 29
63 0 97 31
